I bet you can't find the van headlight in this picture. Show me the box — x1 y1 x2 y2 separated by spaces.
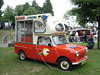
86 47 88 52
76 51 79 57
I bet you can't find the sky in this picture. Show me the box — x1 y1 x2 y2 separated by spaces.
1 0 74 19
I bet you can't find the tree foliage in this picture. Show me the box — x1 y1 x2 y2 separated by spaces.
32 0 42 13
15 5 24 16
0 0 4 9
68 0 100 49
0 10 3 21
0 0 54 23
2 6 15 22
23 2 30 13
0 0 4 21
68 0 100 26
42 0 54 15
32 0 38 7
23 6 38 15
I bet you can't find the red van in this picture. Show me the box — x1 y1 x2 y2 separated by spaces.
15 14 88 71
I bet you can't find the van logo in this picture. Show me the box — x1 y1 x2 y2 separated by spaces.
39 48 50 56
68 45 76 49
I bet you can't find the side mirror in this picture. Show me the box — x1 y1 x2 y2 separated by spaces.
48 43 52 48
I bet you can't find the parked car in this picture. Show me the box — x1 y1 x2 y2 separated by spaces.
69 28 91 42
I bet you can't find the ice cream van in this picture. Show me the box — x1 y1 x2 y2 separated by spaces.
15 13 88 71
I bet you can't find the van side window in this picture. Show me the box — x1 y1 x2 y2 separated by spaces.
34 21 45 33
37 36 51 46
17 21 24 42
24 21 33 43
17 20 33 43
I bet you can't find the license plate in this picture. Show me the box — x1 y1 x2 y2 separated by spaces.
81 60 87 65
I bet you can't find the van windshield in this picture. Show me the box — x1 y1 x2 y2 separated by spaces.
52 35 68 45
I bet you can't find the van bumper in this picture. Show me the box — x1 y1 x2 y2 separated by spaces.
72 56 88 65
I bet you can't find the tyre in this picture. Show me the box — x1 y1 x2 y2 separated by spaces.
87 42 94 49
19 51 27 61
58 58 72 71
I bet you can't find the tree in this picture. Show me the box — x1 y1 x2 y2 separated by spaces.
67 0 100 49
0 10 3 21
32 0 38 7
23 6 38 15
42 0 54 15
32 0 42 13
23 2 30 14
15 5 24 16
0 0 4 21
2 6 15 22
64 10 71 20
0 0 4 9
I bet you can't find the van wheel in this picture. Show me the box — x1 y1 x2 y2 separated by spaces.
58 58 72 71
19 51 27 61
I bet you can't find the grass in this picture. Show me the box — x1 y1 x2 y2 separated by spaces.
0 47 100 75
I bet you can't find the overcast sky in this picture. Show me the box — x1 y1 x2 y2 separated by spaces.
1 0 74 19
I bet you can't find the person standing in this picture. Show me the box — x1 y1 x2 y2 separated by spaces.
3 35 7 43
75 31 79 42
87 33 94 49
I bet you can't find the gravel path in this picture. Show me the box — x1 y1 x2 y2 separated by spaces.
0 41 14 47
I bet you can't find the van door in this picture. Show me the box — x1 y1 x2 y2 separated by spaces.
36 36 58 63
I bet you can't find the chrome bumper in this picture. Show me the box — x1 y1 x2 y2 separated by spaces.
72 56 88 65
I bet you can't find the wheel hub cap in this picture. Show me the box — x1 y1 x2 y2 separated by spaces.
61 61 69 69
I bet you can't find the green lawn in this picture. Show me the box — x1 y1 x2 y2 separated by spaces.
0 47 100 75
